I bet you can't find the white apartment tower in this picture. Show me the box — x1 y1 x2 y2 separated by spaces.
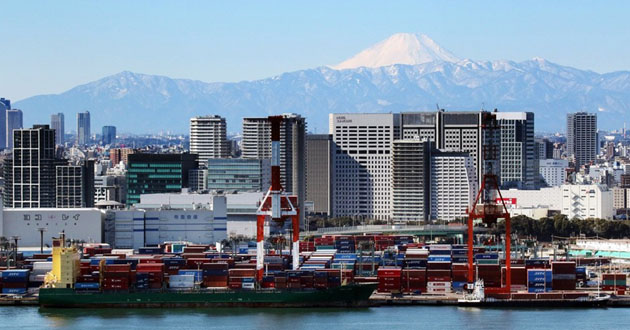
189 115 229 165
430 151 478 221
330 113 400 220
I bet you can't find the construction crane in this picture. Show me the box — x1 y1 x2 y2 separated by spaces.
255 116 300 281
466 111 512 294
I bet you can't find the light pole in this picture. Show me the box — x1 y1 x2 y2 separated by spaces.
37 228 47 254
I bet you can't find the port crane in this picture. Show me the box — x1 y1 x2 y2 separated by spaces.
466 111 512 295
255 116 300 281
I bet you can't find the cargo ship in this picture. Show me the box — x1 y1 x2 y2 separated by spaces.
38 283 377 308
38 234 377 308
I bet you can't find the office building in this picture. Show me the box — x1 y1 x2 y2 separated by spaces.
94 174 127 204
102 125 116 145
242 113 306 222
77 111 91 145
495 112 538 189
567 112 597 168
51 113 65 146
536 138 554 160
390 139 431 222
189 116 229 164
0 98 8 149
56 160 95 208
126 153 198 205
305 134 334 217
188 168 208 192
106 195 227 249
401 111 500 187
430 150 478 221
539 159 569 187
561 184 613 220
6 109 23 149
110 148 135 165
0 208 104 247
3 125 66 208
330 113 399 220
207 158 270 192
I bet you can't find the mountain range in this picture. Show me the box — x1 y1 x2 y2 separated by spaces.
14 33 630 133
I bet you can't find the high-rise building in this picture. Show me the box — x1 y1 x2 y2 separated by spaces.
207 158 270 192
401 111 500 187
242 113 306 222
495 112 538 189
50 113 65 146
189 116 229 164
0 98 8 149
536 138 554 160
390 139 431 222
305 134 334 217
77 111 91 145
3 125 66 208
567 112 597 168
110 148 135 165
126 153 198 205
6 109 23 149
330 113 399 220
539 159 568 187
56 160 95 208
430 150 478 221
102 125 116 145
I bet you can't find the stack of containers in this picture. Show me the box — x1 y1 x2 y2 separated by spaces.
551 261 576 290
136 272 149 289
101 264 131 291
331 253 356 271
314 270 329 289
402 268 426 293
375 236 395 251
29 261 52 285
286 270 302 289
314 236 335 250
274 272 287 289
602 274 626 295
228 268 256 289
501 266 527 291
377 266 402 293
178 269 203 282
263 256 285 273
334 236 356 253
356 253 380 276
427 245 451 294
527 269 552 292
525 259 550 269
451 245 468 264
163 257 186 275
136 263 164 289
451 263 469 291
381 250 404 267
475 252 500 288
404 248 428 268
299 241 316 252
202 263 229 287
169 275 195 289
394 236 414 247
1 269 29 294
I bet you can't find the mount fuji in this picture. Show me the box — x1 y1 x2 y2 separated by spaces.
14 33 630 133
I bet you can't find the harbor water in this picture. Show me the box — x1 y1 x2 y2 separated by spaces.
0 306 627 330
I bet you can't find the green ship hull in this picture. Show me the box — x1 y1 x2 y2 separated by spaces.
39 284 378 308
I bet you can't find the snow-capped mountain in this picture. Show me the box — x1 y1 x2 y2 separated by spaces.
332 33 461 69
14 34 630 133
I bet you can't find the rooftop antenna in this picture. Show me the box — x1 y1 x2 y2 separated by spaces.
481 102 485 111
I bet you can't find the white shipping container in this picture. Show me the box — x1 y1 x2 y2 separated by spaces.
427 281 451 288
33 262 53 270
427 287 452 294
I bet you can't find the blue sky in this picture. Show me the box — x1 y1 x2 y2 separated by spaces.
1 1 629 100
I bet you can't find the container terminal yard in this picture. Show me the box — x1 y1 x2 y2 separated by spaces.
1 232 630 307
